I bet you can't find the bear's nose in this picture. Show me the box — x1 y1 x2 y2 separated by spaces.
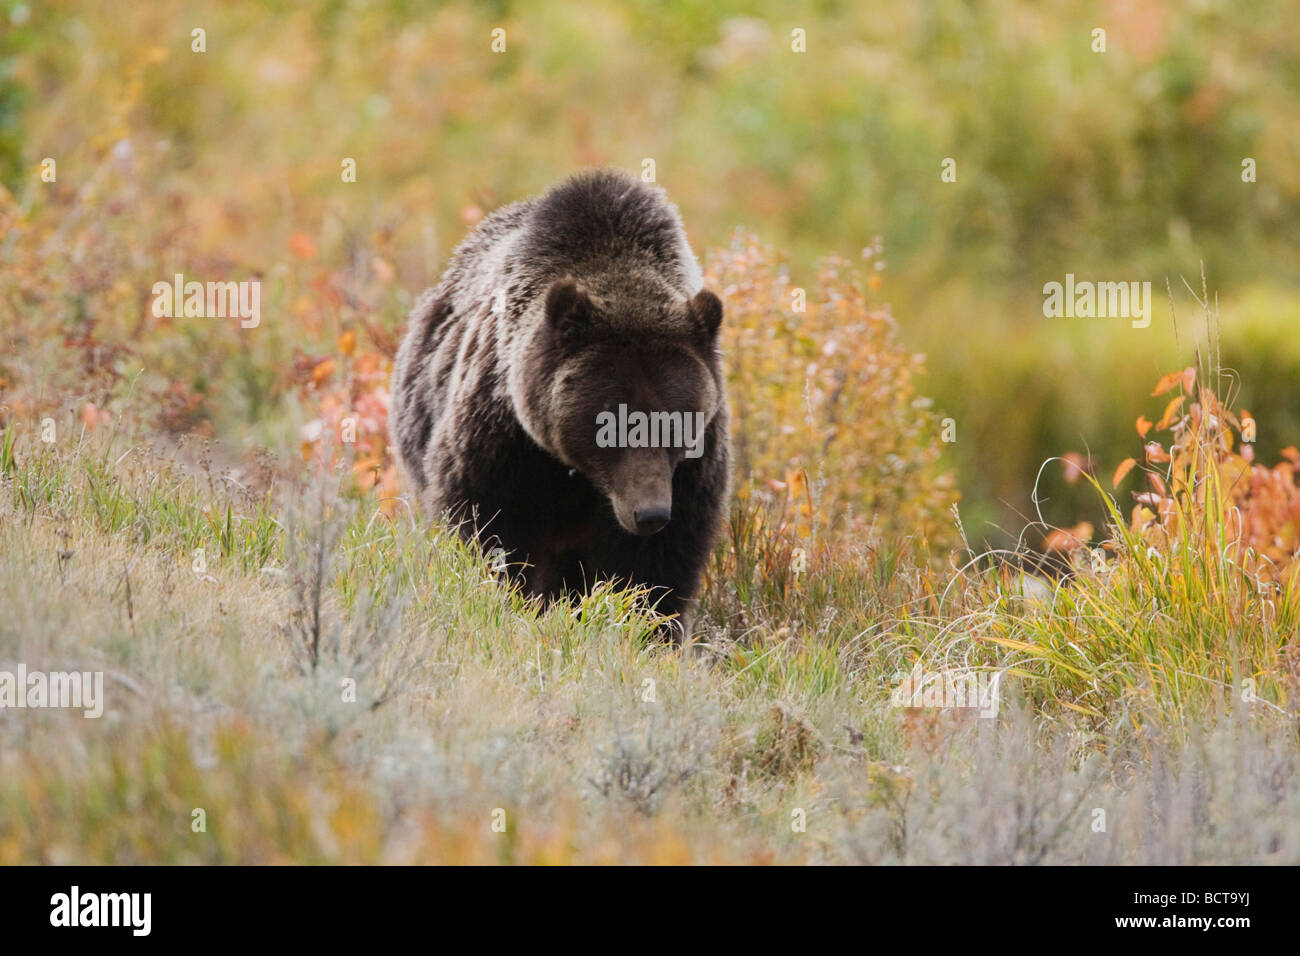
633 506 672 535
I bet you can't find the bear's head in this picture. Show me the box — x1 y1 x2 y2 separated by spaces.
511 276 725 536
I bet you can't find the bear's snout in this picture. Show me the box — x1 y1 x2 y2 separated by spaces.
605 447 676 537
633 505 671 536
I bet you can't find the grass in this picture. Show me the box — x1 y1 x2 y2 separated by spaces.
1 409 1296 864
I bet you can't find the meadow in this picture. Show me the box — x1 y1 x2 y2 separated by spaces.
1 0 1298 863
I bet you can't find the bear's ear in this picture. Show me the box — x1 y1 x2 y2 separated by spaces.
688 288 723 340
545 277 593 342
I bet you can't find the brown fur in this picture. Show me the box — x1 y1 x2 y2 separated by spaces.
390 169 730 639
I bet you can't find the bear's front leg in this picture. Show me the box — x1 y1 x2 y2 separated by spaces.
604 527 710 644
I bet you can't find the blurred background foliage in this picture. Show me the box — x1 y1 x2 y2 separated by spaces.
2 0 1298 546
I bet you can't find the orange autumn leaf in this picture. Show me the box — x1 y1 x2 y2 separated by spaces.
1181 367 1197 394
289 232 317 260
1151 368 1193 397
352 456 382 489
786 468 807 500
1130 504 1157 529
1044 521 1093 552
1151 371 1181 397
1112 457 1137 488
1154 395 1185 430
311 358 336 385
1136 415 1153 438
81 402 109 430
1144 441 1171 463
338 329 357 357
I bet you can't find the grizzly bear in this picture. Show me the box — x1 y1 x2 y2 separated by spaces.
390 169 730 640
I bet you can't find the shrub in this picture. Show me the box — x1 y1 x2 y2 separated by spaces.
707 231 958 552
953 356 1300 726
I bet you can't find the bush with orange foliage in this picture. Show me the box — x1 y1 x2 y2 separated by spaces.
1113 366 1300 585
974 364 1300 724
295 329 398 511
297 231 960 548
706 231 958 554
